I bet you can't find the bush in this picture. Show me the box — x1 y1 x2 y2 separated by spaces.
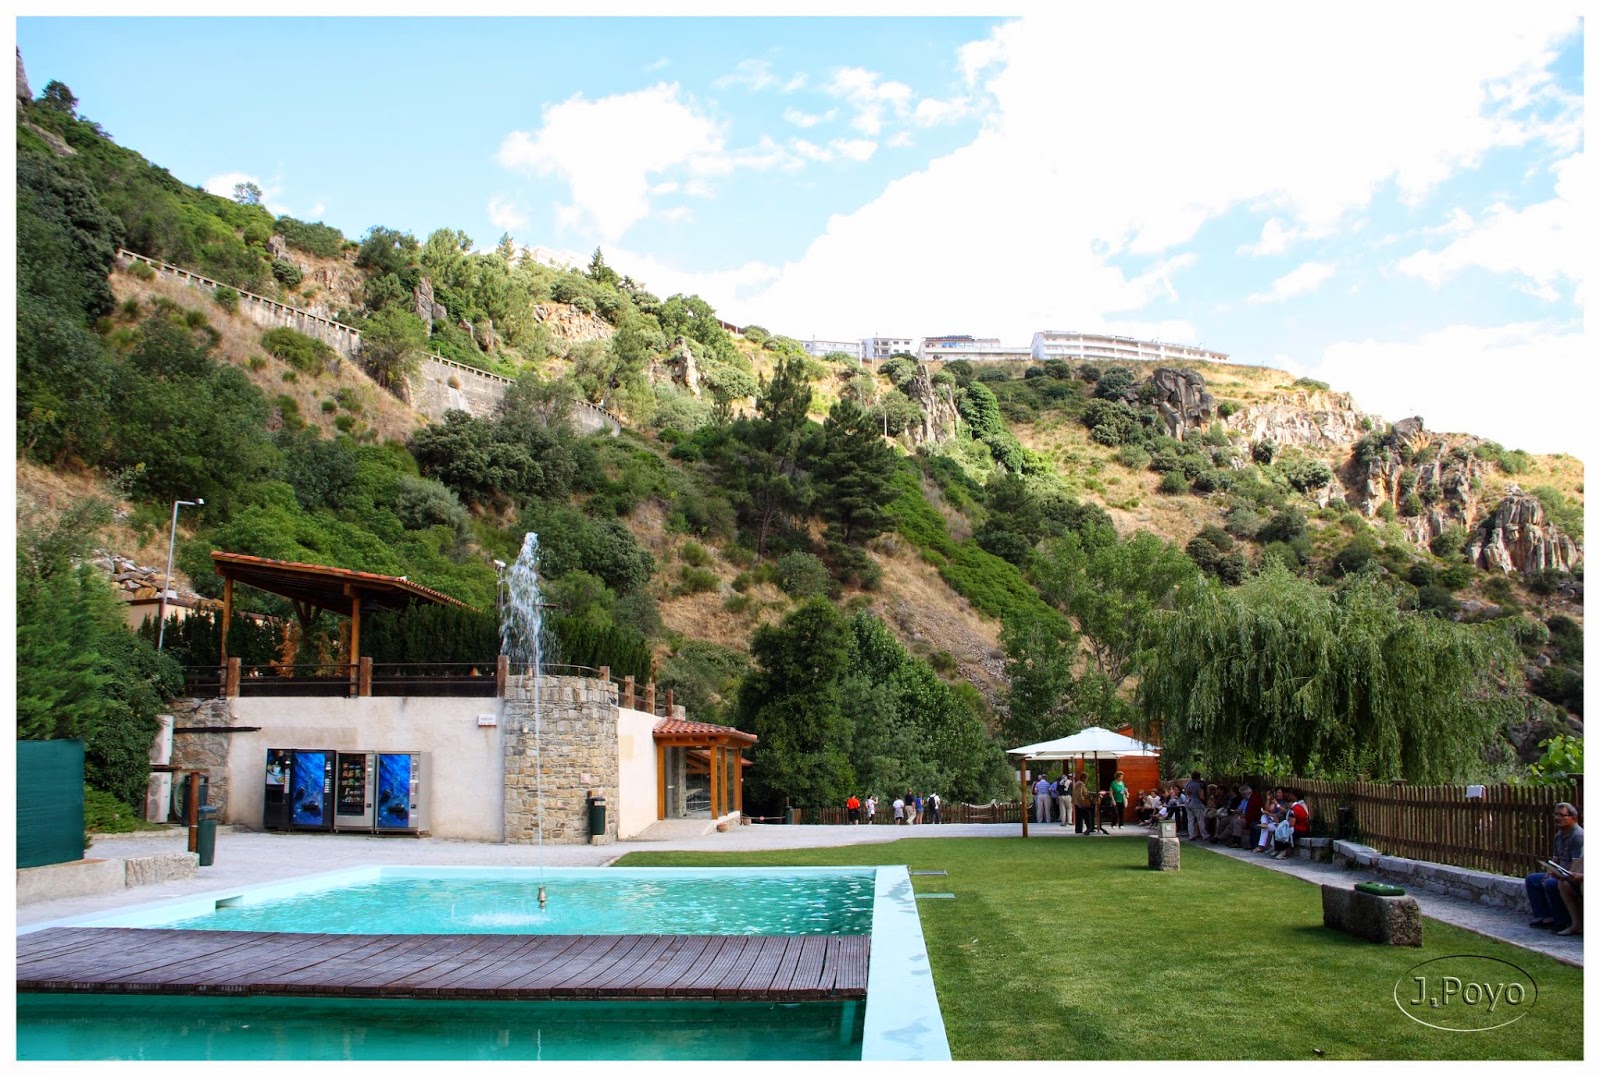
271 258 303 288
126 260 156 281
774 550 833 599
675 565 719 595
275 216 347 258
1158 471 1188 494
262 326 337 373
84 787 147 834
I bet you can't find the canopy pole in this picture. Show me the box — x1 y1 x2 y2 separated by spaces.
1020 759 1030 838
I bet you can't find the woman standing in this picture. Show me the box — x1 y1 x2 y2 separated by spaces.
1109 771 1128 828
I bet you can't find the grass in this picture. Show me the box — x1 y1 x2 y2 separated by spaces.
616 836 1583 1061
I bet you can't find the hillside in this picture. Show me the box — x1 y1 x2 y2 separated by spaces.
14 73 1584 807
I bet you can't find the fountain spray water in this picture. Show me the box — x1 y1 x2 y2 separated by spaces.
501 533 547 908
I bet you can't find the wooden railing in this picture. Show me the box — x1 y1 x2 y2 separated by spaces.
802 800 1026 825
1218 774 1584 879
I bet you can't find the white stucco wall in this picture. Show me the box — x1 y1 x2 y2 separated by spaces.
225 696 506 841
616 707 659 839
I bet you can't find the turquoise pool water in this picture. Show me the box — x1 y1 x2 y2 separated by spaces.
17 995 865 1061
160 872 874 935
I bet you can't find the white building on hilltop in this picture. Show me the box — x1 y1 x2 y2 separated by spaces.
1031 331 1229 366
862 336 920 362
801 338 866 361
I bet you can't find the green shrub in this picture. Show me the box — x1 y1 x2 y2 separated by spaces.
680 541 711 567
321 399 337 413
675 565 719 595
334 414 356 432
184 308 209 329
212 285 239 313
262 326 336 373
774 551 833 599
1116 445 1151 470
1158 471 1188 494
84 787 148 834
271 258 303 288
126 260 156 281
275 216 346 258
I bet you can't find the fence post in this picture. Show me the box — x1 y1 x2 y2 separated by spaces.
645 682 656 714
496 654 509 697
623 675 635 709
224 657 241 698
358 657 372 697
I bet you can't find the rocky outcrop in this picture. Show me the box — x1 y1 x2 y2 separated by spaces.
649 335 702 397
413 276 448 334
1226 389 1375 450
1148 367 1215 439
1465 486 1582 575
904 364 961 446
530 303 615 345
17 47 31 106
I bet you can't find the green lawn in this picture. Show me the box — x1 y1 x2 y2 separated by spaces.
617 836 1583 1060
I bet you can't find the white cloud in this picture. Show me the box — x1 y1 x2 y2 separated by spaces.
1239 217 1307 256
1312 323 1587 454
1397 152 1585 303
912 97 972 127
825 66 915 136
498 83 781 240
830 138 878 163
486 195 529 232
728 8 1578 354
1248 261 1336 304
783 107 834 129
714 59 779 92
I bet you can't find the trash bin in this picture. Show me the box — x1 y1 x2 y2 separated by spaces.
196 805 219 867
586 795 606 838
1337 805 1353 840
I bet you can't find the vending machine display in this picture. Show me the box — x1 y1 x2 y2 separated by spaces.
289 749 335 831
375 751 430 833
334 752 376 831
263 749 292 830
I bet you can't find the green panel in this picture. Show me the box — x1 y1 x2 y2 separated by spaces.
17 740 85 868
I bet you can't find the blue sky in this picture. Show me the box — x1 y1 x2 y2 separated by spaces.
11 8 1589 456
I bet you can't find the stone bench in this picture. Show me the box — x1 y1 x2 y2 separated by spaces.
1331 841 1528 911
1292 836 1332 862
16 851 198 905
1321 883 1423 946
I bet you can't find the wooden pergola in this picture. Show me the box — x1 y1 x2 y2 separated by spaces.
653 717 757 821
211 552 474 687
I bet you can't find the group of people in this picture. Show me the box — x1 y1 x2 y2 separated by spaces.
1029 770 1130 833
844 792 942 825
1142 773 1310 859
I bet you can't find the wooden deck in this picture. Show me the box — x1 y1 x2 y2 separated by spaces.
17 928 870 1002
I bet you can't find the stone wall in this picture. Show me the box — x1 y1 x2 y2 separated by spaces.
503 675 620 844
116 248 623 435
168 697 237 818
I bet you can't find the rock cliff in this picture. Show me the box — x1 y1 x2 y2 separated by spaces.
1148 367 1215 439
904 364 961 446
1466 486 1582 575
1226 388 1375 450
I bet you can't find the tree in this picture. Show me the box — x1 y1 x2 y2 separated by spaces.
999 612 1079 745
811 400 897 545
359 307 429 397
718 353 815 556
39 80 78 114
1032 529 1198 726
232 181 263 206
736 599 856 813
1137 564 1521 780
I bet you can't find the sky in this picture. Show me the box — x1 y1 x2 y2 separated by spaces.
10 6 1591 457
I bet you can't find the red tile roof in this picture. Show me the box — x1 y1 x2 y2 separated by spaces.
654 717 758 745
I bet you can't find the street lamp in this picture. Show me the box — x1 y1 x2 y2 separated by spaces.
157 498 203 652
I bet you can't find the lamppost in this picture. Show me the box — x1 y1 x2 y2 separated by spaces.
157 498 203 652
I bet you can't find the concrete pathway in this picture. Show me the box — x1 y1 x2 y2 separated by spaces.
16 823 1584 968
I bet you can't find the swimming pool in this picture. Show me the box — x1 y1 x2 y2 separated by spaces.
17 865 949 1061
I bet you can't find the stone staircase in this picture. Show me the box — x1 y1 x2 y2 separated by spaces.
628 817 728 842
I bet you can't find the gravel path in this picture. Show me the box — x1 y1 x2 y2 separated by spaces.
17 824 1585 967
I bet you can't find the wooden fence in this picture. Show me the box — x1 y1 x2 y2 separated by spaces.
1221 775 1584 879
800 801 1026 826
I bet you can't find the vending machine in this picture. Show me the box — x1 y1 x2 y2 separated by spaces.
374 751 430 834
288 748 336 831
263 749 293 830
334 751 377 831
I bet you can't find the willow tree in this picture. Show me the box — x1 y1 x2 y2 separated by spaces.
1136 563 1521 782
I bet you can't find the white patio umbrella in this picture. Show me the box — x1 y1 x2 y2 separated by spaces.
1008 726 1160 837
